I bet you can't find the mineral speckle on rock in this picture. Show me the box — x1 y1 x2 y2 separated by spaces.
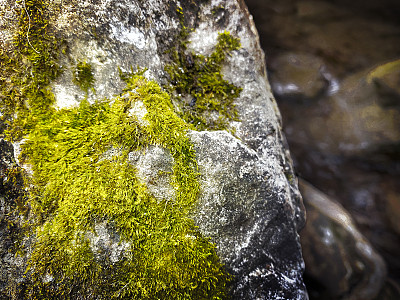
191 130 307 299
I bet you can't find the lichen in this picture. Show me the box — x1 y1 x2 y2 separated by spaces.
73 61 95 94
165 9 242 131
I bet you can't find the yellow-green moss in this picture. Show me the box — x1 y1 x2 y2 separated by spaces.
0 0 59 141
22 72 230 299
73 61 95 94
0 0 60 267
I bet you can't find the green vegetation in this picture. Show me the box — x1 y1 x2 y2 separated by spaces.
0 2 242 299
22 72 230 299
0 0 59 141
166 11 242 131
73 61 95 94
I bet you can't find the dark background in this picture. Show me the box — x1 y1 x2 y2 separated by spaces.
245 0 400 299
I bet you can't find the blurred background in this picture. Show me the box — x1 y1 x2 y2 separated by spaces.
244 0 400 299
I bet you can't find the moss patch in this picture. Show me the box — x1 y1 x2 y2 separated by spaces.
0 0 59 141
73 61 95 94
165 24 242 131
21 72 230 299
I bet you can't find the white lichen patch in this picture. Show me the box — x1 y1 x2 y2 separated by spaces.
53 38 119 107
109 23 146 49
100 147 123 161
187 24 219 56
53 84 80 109
86 221 131 263
130 146 175 202
0 0 17 47
235 220 261 254
128 100 150 126
12 139 24 166
42 274 54 284
0 196 4 219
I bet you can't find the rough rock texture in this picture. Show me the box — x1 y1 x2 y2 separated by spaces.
0 0 307 299
191 131 305 299
0 133 27 299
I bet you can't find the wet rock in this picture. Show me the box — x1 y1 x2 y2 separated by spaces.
299 179 387 300
375 279 400 300
326 67 400 155
385 184 400 236
245 0 400 298
269 52 330 100
368 59 400 107
246 0 400 76
275 65 400 157
0 0 307 298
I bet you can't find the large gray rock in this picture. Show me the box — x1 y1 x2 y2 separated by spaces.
191 131 305 299
0 0 307 298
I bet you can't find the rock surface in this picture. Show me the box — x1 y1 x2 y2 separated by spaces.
0 0 307 299
0 135 27 299
191 131 305 299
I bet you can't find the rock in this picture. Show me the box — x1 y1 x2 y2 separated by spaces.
325 68 400 155
0 137 27 299
274 65 400 157
191 131 306 299
299 179 387 300
0 0 307 299
367 59 400 107
267 57 400 283
245 0 400 298
374 279 400 300
245 0 400 76
269 52 330 100
384 183 400 236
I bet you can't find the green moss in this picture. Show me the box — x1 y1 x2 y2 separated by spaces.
22 72 230 299
0 0 59 141
73 61 95 94
165 26 242 131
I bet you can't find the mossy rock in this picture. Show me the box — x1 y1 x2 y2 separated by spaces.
0 1 307 299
